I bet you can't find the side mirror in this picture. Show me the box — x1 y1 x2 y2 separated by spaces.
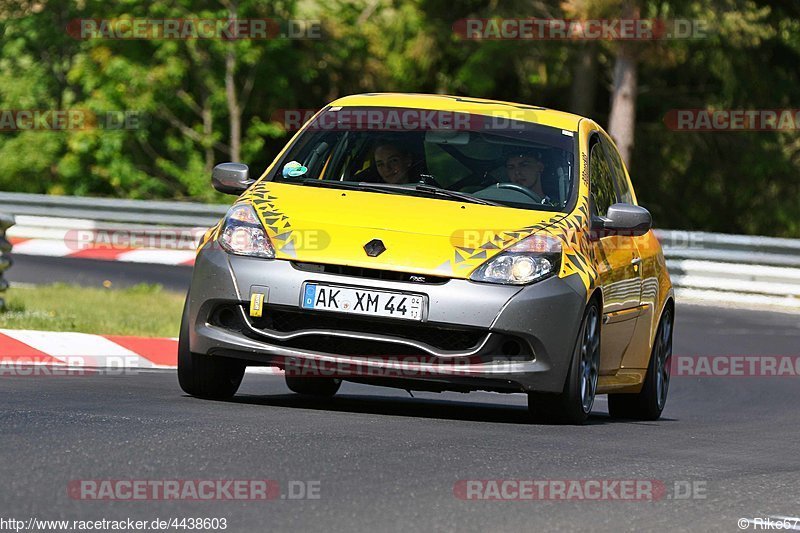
593 203 652 237
212 163 255 195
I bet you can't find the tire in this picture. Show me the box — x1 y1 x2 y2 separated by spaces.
285 375 342 397
177 296 245 400
608 306 674 421
528 299 601 425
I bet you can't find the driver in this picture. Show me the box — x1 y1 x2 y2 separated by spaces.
373 141 416 184
505 149 548 199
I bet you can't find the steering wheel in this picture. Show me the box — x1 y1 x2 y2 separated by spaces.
495 182 544 203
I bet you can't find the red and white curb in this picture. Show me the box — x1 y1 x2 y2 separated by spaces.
6 216 200 266
8 237 196 266
0 329 280 375
0 329 179 370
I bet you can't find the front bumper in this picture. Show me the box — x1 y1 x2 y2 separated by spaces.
187 247 587 393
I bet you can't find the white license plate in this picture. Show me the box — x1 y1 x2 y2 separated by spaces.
301 283 424 321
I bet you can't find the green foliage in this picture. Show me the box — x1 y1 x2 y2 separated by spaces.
0 0 797 236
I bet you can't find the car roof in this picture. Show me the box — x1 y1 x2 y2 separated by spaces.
329 93 584 132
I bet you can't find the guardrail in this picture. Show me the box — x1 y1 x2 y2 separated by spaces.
0 192 227 227
0 193 798 310
0 213 14 311
655 230 800 310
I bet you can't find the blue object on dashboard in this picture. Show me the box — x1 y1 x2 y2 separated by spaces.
283 161 308 178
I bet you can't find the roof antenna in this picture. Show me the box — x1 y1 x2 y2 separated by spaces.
405 389 415 398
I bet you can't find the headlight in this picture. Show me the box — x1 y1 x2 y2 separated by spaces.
218 204 275 258
469 234 561 285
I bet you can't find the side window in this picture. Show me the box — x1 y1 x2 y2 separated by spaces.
275 131 341 180
589 141 616 217
600 137 634 204
338 137 372 180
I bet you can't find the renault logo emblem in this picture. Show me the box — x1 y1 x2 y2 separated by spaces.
364 239 386 257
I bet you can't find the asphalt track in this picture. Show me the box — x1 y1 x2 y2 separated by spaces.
6 254 193 292
2 256 800 531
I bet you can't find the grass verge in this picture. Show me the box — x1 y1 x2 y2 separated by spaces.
0 283 185 337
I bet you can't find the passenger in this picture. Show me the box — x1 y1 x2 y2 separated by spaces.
373 141 416 184
505 149 547 198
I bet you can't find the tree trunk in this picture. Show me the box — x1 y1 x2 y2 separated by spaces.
607 41 637 165
607 1 640 166
569 42 598 117
202 97 214 174
225 2 241 162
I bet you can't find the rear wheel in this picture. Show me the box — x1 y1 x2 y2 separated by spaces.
285 376 341 397
177 297 245 400
528 300 601 425
608 307 673 420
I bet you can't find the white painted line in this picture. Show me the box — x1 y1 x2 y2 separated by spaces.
769 516 800 529
114 249 196 265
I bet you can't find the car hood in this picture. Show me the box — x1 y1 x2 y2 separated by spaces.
237 181 568 279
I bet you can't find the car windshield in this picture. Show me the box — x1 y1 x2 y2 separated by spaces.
269 106 576 212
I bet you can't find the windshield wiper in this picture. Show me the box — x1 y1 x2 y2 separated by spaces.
298 179 502 206
298 178 361 190
349 181 504 206
302 179 414 197
412 183 503 206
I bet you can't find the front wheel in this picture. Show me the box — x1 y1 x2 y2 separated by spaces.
177 296 245 400
608 307 673 420
528 300 601 425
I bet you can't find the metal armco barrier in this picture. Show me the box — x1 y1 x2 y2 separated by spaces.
0 213 14 311
0 192 227 227
655 229 800 309
0 192 798 310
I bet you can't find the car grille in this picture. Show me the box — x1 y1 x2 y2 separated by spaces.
246 306 486 352
291 262 449 285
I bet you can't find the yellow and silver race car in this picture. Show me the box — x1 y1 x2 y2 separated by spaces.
178 93 674 424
